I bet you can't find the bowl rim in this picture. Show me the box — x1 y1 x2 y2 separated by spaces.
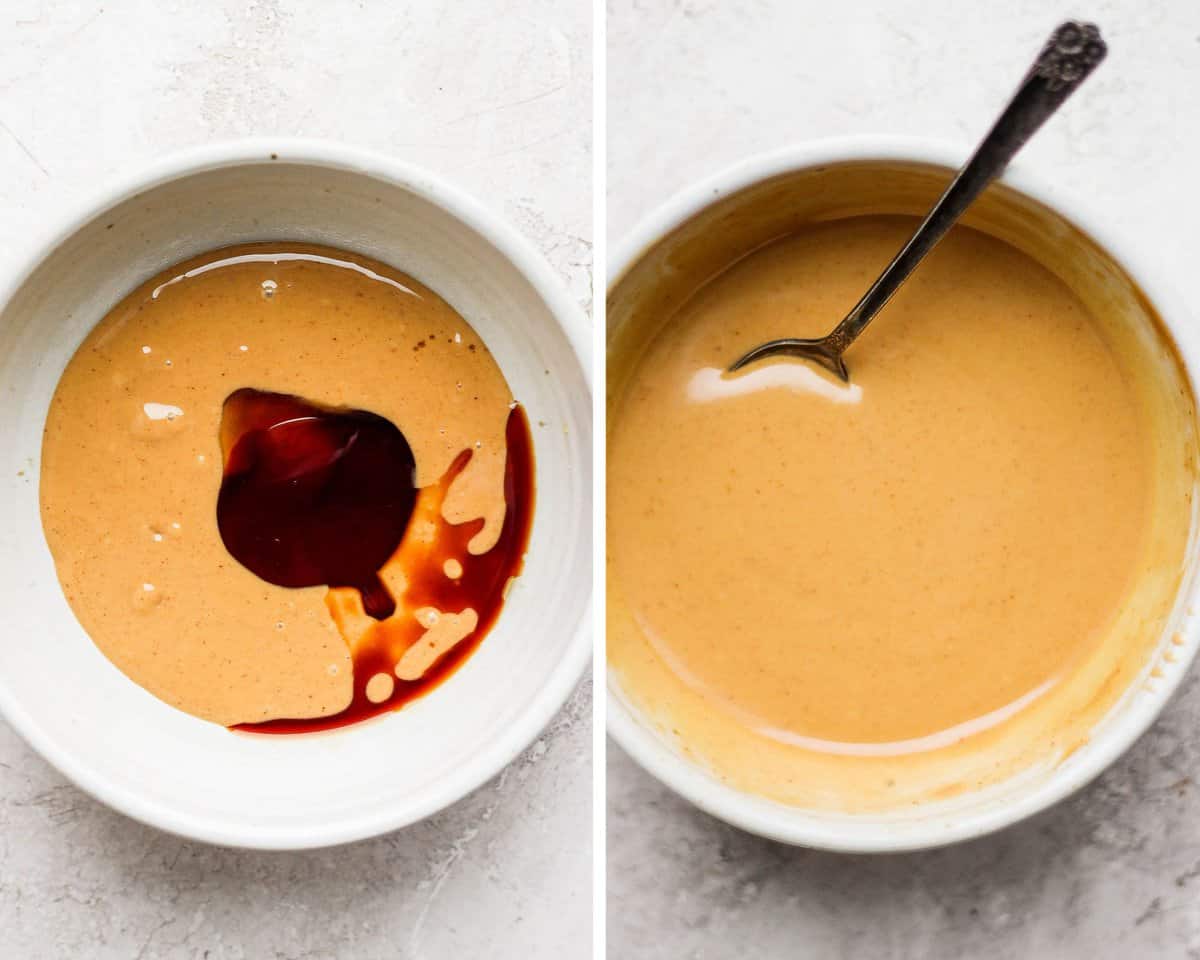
0 136 593 850
606 133 1200 852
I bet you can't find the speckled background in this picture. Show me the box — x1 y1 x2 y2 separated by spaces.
0 2 592 958
607 1 1200 957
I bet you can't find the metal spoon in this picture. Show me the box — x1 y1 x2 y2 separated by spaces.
729 21 1108 381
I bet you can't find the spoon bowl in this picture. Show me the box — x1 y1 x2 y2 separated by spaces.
729 336 849 380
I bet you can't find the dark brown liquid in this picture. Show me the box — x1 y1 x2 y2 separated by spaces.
217 388 417 619
234 404 536 735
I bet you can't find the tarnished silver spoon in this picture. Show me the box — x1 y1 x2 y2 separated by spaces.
729 20 1107 381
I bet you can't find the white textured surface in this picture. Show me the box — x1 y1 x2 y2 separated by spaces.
608 1 1200 957
0 2 591 958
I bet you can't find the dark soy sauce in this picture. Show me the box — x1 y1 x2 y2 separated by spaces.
216 388 417 619
229 401 536 735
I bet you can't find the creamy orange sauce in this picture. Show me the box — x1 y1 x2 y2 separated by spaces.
608 215 1191 809
41 243 514 726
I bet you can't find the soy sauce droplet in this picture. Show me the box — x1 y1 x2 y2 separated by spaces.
216 388 417 619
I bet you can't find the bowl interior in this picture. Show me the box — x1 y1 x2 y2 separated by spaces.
0 154 592 847
607 154 1200 850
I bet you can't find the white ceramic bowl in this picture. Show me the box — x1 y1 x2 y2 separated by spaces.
0 139 592 849
607 135 1200 852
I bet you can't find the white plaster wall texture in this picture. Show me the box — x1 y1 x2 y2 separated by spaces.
0 2 592 959
608 1 1200 958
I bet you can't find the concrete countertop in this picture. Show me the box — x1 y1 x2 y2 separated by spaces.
607 1 1200 957
0 2 592 958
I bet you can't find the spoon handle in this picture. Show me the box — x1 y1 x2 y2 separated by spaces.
826 21 1107 355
